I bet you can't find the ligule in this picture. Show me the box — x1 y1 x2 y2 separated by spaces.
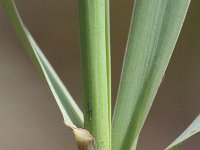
73 128 96 150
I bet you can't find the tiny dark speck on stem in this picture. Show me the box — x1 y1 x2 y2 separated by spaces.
86 102 93 116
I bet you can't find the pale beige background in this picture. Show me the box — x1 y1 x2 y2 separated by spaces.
0 0 199 150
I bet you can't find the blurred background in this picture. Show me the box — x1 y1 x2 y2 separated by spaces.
0 0 199 149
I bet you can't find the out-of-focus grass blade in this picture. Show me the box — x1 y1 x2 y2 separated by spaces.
166 115 200 150
112 0 191 150
0 0 83 128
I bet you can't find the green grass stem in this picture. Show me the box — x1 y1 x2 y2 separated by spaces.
78 0 111 150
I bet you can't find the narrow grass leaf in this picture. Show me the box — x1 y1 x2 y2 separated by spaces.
0 0 83 128
112 0 191 150
166 114 200 150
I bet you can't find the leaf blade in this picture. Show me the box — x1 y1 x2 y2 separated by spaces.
166 115 200 150
112 0 191 150
1 0 83 128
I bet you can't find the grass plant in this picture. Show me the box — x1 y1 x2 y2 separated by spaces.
0 0 199 150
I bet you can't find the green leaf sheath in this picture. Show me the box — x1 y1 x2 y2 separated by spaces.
78 0 111 150
166 114 200 150
112 0 191 150
0 0 83 128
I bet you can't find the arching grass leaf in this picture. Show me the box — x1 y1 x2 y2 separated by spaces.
0 0 83 128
